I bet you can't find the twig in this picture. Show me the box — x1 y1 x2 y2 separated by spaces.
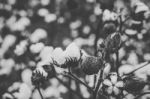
134 92 150 99
93 67 104 99
37 86 44 99
55 76 85 99
64 72 94 93
116 51 119 73
123 61 150 77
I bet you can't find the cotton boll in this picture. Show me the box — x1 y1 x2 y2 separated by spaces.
21 69 33 87
44 14 57 23
58 85 68 94
69 20 82 30
127 51 138 65
94 4 102 15
2 93 13 99
8 82 21 92
65 42 81 60
44 86 60 98
38 8 49 17
80 85 90 98
52 47 66 66
30 28 47 43
40 0 50 6
103 9 111 22
39 46 53 62
14 40 28 56
30 42 45 54
2 34 16 50
13 83 32 99
118 64 134 76
0 58 15 75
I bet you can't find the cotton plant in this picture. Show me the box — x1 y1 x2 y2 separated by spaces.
29 1 150 99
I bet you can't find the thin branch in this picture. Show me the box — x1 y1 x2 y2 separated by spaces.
123 61 150 77
134 92 150 99
93 67 104 99
64 72 94 93
116 51 119 73
37 86 44 99
55 76 85 99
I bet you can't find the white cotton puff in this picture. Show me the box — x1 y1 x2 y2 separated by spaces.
38 8 49 17
44 86 60 98
14 40 28 56
2 93 13 99
64 42 80 60
119 64 134 76
69 20 82 30
127 51 139 65
39 46 54 62
135 2 149 13
21 69 33 87
30 42 45 54
8 82 21 92
13 83 32 99
30 28 47 43
51 47 66 65
0 58 15 75
2 34 16 50
44 13 57 23
103 9 111 22
80 50 89 61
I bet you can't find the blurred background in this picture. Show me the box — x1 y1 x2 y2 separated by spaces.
1 0 150 99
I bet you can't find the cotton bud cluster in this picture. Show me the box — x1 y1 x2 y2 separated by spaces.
133 1 149 21
101 72 124 96
128 1 150 33
52 42 81 68
31 62 55 86
102 10 118 35
102 9 118 23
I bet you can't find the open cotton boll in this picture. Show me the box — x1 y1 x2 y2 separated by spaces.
30 28 47 43
65 42 81 60
44 13 57 23
51 47 66 66
0 58 15 75
38 8 49 17
2 34 16 50
103 9 111 22
135 2 149 13
30 42 45 54
53 52 66 67
39 46 53 61
21 69 33 87
13 83 32 99
119 64 134 76
14 40 28 56
127 51 139 65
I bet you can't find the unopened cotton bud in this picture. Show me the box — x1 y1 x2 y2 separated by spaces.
124 75 146 94
81 56 103 75
104 32 121 53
